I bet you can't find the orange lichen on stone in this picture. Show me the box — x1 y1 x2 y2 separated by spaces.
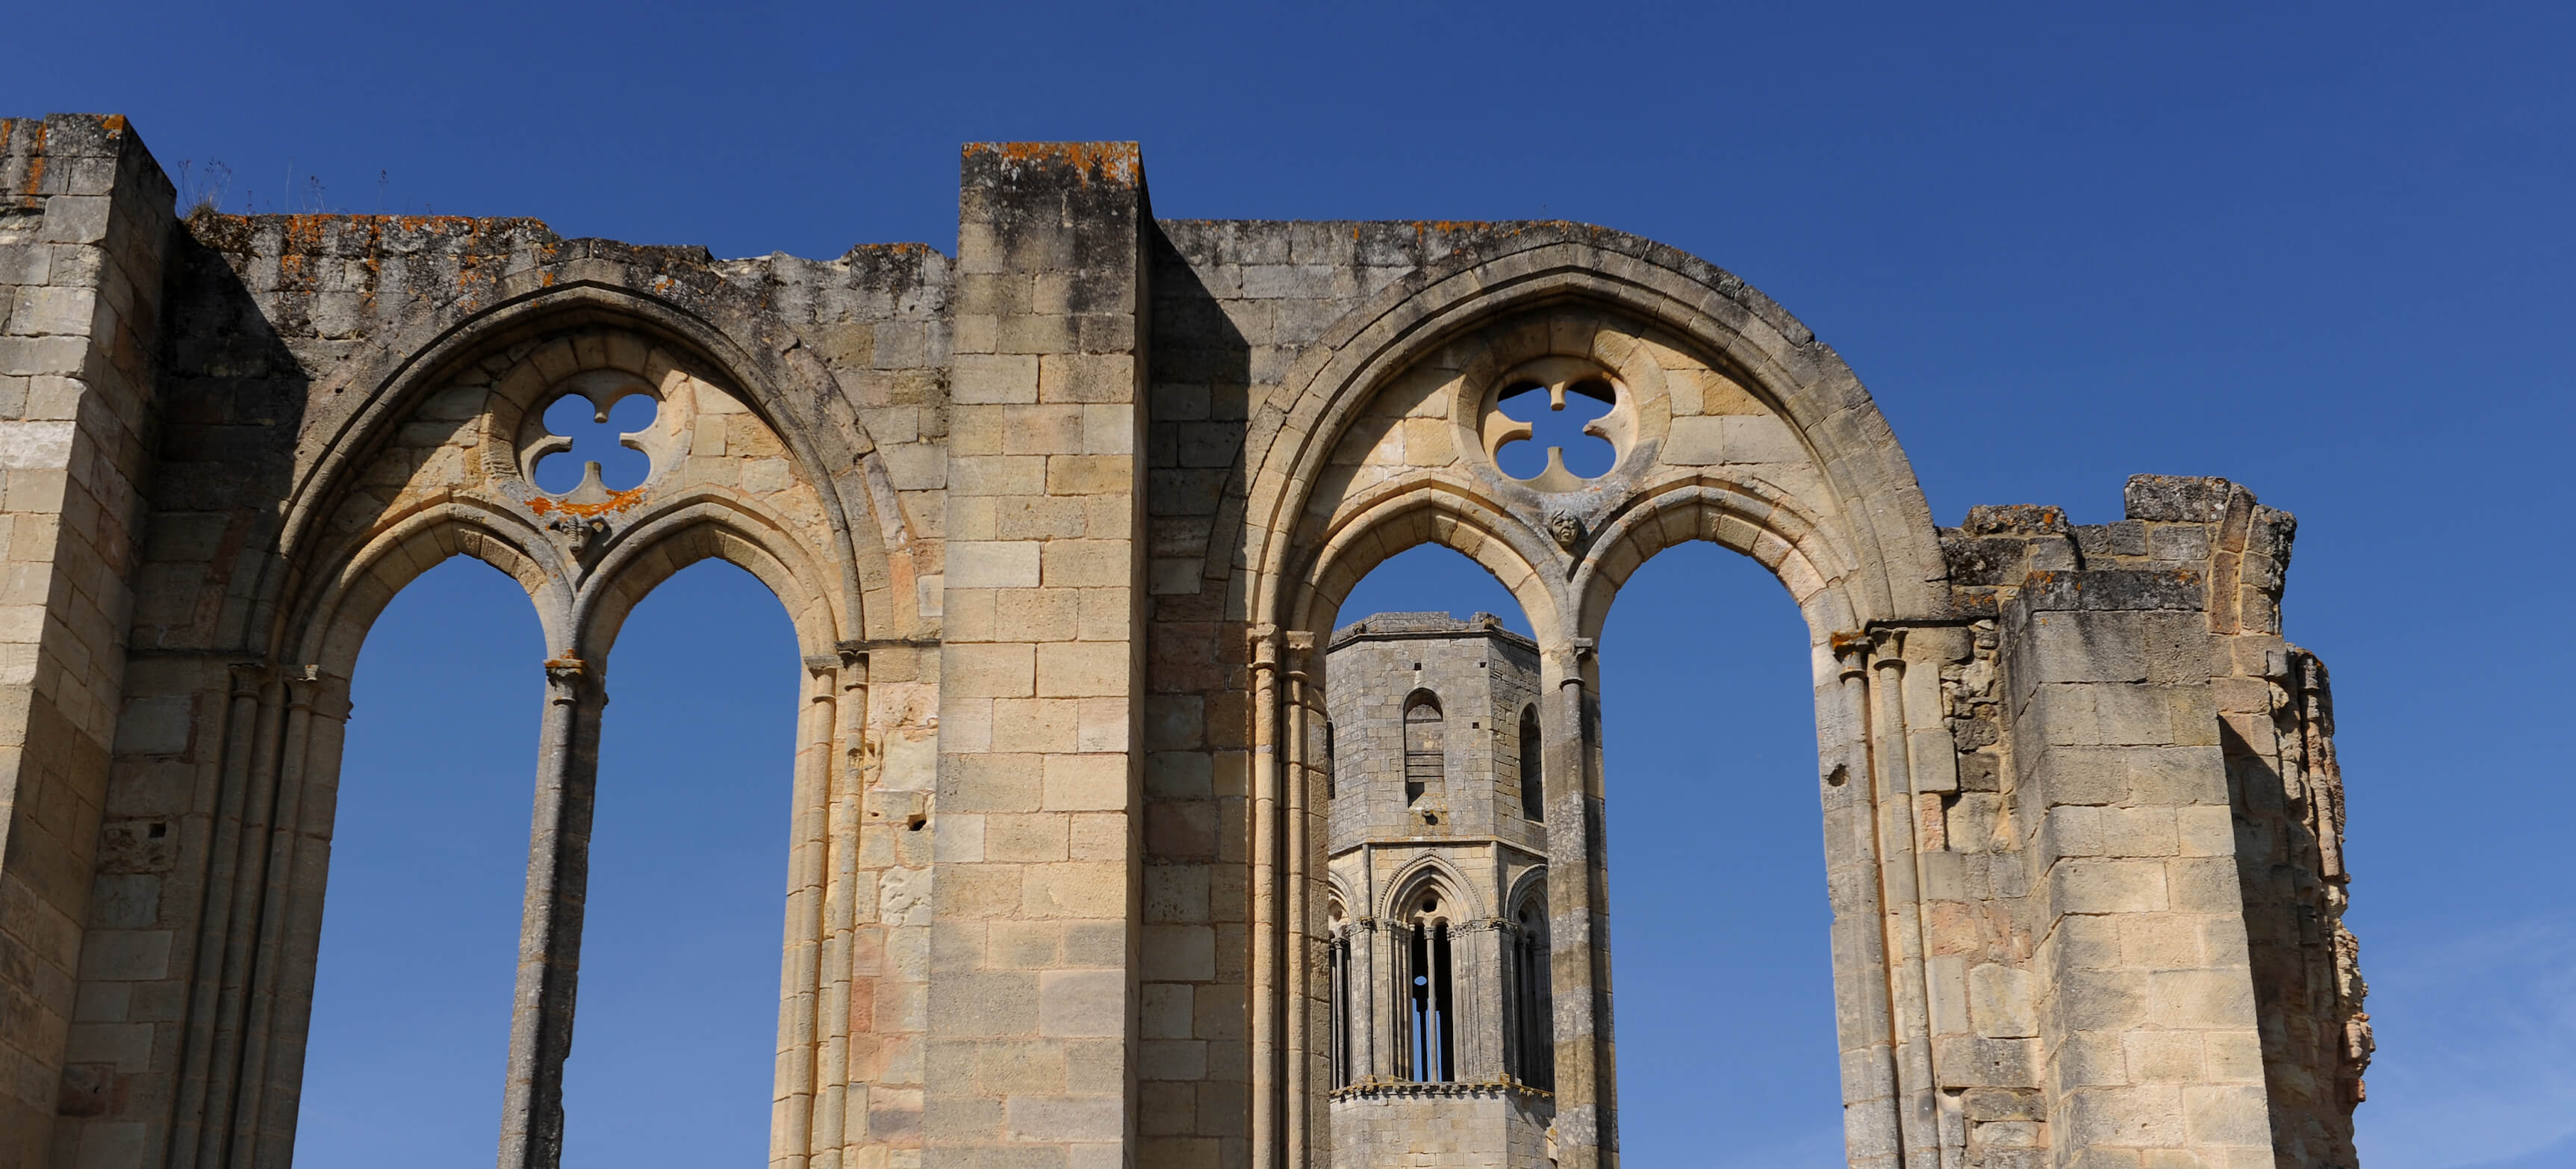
966 141 1142 186
526 488 646 518
19 123 45 199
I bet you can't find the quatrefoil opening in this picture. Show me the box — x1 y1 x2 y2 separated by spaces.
529 370 659 499
1481 357 1626 492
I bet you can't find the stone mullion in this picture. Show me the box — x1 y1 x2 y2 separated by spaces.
1350 911 1378 1082
1455 919 1504 1082
1832 639 1906 1169
1495 918 1516 1085
499 658 608 1169
1540 642 1606 1169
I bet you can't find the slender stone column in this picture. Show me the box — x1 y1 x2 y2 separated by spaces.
1866 631 1942 1169
1831 636 1905 1169
1247 627 1281 1168
1543 639 1610 1169
778 654 844 1168
1282 631 1317 1169
1494 917 1504 1081
170 666 283 1169
498 657 607 1169
814 648 867 1169
231 668 349 1164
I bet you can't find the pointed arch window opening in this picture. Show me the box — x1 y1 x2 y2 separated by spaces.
1328 930 1351 1088
1404 915 1456 1083
1510 895 1555 1090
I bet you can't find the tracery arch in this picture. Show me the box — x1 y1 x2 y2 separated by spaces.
166 282 897 1169
575 493 849 663
1239 234 1955 1169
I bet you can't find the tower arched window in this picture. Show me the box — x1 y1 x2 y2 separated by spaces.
1509 884 1555 1089
1328 902 1351 1088
1399 890 1456 1082
1517 704 1544 822
1403 692 1444 805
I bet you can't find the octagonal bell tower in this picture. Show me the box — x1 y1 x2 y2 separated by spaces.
1323 613 1556 1168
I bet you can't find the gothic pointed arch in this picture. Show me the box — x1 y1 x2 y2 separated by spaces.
1242 228 1961 1169
1378 854 1482 924
255 274 909 663
1234 229 1949 636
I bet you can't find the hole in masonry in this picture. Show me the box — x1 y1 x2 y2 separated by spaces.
906 814 927 831
148 822 167 838
1496 379 1617 479
534 393 657 494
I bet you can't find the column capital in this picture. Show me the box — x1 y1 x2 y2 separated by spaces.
1867 626 1906 672
541 657 603 703
1283 629 1318 678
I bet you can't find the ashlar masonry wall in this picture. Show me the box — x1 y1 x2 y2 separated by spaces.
0 115 175 1169
0 112 2367 1169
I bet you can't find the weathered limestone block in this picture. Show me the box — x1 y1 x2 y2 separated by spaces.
929 141 1150 1169
0 114 174 1169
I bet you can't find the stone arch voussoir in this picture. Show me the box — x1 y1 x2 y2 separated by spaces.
573 493 847 665
1379 854 1485 925
1241 232 1944 633
1289 479 1567 648
1569 477 1865 645
293 500 572 679
263 274 891 657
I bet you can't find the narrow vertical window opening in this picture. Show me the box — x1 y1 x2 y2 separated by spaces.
1432 922 1456 1082
1407 922 1431 1079
1324 721 1337 801
1329 927 1351 1088
1518 704 1545 822
1511 894 1555 1090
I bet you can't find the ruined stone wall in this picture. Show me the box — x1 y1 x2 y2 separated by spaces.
1934 477 2365 1168
0 114 175 1169
0 112 2368 1169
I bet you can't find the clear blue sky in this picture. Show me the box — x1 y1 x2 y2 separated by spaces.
12 1 2572 1165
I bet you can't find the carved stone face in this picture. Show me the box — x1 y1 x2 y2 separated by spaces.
1546 509 1584 549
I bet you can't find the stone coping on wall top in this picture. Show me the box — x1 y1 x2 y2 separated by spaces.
1327 611 1538 653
